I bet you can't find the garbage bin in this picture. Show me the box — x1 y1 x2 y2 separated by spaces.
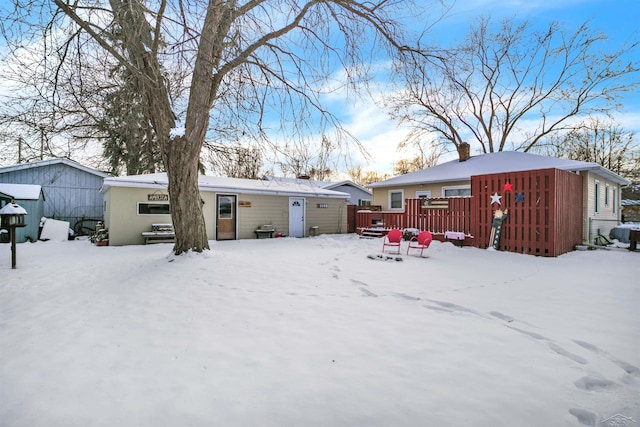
309 225 319 237
0 229 8 243
629 229 640 251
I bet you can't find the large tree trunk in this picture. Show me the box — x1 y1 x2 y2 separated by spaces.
165 137 209 254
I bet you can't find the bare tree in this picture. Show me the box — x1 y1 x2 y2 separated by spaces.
537 116 638 180
277 135 337 180
394 136 442 174
389 16 640 161
204 142 264 179
9 0 423 254
347 165 389 186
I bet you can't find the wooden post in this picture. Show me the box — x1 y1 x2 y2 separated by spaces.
10 226 17 269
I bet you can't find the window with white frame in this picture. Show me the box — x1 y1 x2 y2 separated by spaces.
594 180 600 214
613 187 617 214
389 190 404 210
415 190 432 199
605 184 610 207
442 185 471 197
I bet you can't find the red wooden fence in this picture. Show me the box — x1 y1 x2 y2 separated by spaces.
471 168 583 257
356 197 472 236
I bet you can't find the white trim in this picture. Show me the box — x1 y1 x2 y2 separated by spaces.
594 180 600 214
389 190 404 210
442 185 471 197
415 190 432 198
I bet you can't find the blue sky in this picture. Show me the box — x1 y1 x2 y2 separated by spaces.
0 0 637 175
333 0 640 176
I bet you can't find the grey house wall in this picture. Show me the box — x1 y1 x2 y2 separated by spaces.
0 162 106 229
329 184 371 205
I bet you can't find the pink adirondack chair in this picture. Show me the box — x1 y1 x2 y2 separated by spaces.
406 231 433 257
382 229 403 254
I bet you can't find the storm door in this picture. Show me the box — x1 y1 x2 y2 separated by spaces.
216 195 237 240
289 197 305 238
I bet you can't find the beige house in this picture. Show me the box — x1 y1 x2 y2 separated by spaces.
368 151 629 244
101 173 349 246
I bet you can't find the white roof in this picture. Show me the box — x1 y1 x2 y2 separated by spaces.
0 203 28 215
368 151 630 188
101 173 351 199
264 176 371 194
0 183 43 200
0 158 108 178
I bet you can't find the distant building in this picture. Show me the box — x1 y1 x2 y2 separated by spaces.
0 158 108 234
101 173 350 245
367 151 629 246
0 183 45 243
263 176 372 206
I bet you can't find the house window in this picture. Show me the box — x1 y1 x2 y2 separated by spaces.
416 190 432 199
389 190 404 210
359 199 372 207
443 186 471 197
605 184 610 207
138 202 171 215
594 180 600 214
613 188 617 214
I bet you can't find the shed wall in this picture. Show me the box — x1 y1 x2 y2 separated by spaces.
12 198 45 243
0 163 105 227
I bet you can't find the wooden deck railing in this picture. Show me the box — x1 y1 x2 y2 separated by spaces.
356 197 473 236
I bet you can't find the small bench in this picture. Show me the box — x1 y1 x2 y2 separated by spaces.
142 223 175 244
255 225 275 239
444 231 466 247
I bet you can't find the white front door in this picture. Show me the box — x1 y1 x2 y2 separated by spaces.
289 197 305 237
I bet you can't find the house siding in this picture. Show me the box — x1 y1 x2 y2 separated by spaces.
582 171 621 243
104 186 348 245
371 181 471 209
328 184 371 205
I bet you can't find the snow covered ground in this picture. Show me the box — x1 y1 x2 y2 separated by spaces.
1 235 639 427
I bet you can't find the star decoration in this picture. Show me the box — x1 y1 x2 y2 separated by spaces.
490 192 502 205
503 182 513 192
515 192 525 204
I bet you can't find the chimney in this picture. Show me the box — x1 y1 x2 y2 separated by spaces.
458 142 470 162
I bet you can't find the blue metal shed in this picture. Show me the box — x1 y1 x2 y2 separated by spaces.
0 183 45 243
0 158 108 235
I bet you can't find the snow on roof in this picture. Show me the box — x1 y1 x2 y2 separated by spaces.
368 151 630 188
0 203 27 215
101 173 351 199
0 183 43 200
0 158 108 178
263 176 371 194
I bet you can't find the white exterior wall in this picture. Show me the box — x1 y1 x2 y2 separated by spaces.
104 186 347 245
581 171 622 243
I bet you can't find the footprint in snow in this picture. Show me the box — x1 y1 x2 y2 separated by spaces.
573 340 640 376
359 287 378 297
569 408 597 426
